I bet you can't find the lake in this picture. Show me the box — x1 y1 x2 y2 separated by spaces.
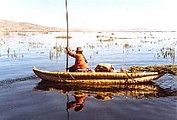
0 31 177 120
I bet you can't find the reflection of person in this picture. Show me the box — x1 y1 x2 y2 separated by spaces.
66 93 88 112
94 94 112 101
66 47 91 72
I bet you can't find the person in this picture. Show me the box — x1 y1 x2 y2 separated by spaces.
66 47 91 72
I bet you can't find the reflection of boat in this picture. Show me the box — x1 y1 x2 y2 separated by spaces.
34 80 174 99
32 66 164 84
34 80 176 112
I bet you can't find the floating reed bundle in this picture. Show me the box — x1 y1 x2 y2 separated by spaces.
129 65 177 75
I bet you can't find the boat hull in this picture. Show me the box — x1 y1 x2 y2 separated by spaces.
32 66 164 84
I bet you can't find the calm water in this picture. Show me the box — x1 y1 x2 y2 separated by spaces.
0 31 177 120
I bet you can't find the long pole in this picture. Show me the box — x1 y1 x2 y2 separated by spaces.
65 0 69 71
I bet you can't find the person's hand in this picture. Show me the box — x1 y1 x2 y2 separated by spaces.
65 47 71 51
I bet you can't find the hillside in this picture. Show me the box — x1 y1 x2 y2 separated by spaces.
0 20 173 32
0 20 64 32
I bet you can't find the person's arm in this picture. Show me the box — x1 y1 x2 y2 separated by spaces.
66 47 76 57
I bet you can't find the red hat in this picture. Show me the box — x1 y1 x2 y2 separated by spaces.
76 47 83 52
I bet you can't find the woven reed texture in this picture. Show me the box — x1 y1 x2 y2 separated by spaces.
33 66 162 84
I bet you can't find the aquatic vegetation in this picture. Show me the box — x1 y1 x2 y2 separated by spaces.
31 32 36 36
111 33 114 35
140 40 152 43
123 43 131 49
55 35 72 39
7 47 10 55
53 45 63 52
156 47 175 64
18 41 25 44
99 37 114 42
129 65 177 75
96 35 104 38
117 37 133 39
42 31 48 34
3 31 10 36
17 32 27 36
49 45 63 59
0 38 5 46
4 47 24 59
96 32 117 42
28 42 44 48
1 31 176 65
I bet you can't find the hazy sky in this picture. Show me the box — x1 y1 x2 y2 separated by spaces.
0 0 177 30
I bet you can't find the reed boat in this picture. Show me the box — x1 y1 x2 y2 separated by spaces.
32 66 165 84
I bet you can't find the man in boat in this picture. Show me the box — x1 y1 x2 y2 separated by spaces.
66 47 91 72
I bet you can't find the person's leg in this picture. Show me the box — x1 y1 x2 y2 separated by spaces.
69 65 76 72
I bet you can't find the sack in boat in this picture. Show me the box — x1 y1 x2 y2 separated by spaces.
68 66 92 72
95 63 115 72
75 68 92 72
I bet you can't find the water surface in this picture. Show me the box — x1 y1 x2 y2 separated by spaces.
0 31 177 120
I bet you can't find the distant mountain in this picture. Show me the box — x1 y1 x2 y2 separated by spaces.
0 20 64 32
0 20 174 32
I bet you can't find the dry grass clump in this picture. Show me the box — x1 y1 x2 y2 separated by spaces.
55 36 72 39
129 65 177 75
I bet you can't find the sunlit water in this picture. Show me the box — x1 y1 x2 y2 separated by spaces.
0 31 177 120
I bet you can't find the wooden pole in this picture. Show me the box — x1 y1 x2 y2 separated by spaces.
65 0 69 71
